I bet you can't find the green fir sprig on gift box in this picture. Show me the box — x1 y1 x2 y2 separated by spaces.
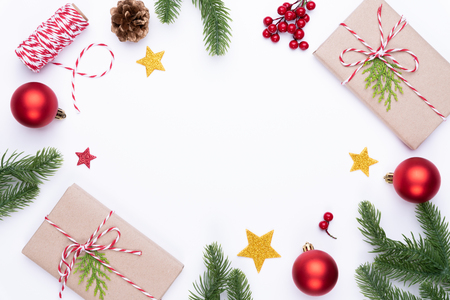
0 148 63 220
74 251 112 300
363 58 403 111
355 200 450 300
189 242 253 300
154 0 232 56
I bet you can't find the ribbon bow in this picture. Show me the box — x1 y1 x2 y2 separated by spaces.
339 4 445 120
45 211 156 299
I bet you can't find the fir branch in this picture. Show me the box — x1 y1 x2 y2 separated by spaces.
420 281 450 300
416 202 450 272
192 0 232 56
0 148 63 220
0 148 63 185
74 251 112 300
355 263 422 300
363 58 403 111
155 0 182 24
227 268 253 300
0 182 39 220
189 242 232 300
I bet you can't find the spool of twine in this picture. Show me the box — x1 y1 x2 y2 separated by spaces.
15 3 89 73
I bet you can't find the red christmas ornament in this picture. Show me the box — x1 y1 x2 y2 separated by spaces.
384 157 441 203
292 242 338 296
10 82 65 128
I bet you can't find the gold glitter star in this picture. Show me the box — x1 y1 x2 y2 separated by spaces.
136 46 165 77
237 229 281 273
349 147 378 177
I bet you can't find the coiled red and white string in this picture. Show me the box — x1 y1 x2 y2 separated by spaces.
339 4 445 120
45 211 157 299
15 3 115 112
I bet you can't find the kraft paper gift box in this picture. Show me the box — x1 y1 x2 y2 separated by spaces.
23 184 183 300
314 0 450 150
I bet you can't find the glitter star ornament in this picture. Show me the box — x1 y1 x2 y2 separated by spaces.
136 46 165 77
76 147 97 169
349 147 378 177
237 229 281 273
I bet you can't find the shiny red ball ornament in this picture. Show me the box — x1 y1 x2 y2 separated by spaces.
292 243 338 296
385 157 441 203
11 82 60 128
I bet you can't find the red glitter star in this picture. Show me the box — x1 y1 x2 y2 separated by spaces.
76 147 97 169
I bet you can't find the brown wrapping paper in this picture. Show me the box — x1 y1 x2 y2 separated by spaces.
314 0 450 149
22 184 183 300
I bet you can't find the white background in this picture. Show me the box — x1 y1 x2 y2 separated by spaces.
1 0 450 299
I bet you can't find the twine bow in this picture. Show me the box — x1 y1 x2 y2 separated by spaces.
45 211 157 299
339 4 445 120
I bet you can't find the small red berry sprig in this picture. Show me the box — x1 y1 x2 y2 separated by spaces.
262 0 316 50
319 212 337 239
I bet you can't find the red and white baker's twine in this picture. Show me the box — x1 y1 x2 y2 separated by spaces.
45 211 156 299
15 3 114 113
339 4 445 120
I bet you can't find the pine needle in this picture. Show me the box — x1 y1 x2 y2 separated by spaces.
355 263 421 300
0 182 39 220
420 281 450 300
227 268 253 300
189 242 232 300
155 0 182 24
193 0 232 56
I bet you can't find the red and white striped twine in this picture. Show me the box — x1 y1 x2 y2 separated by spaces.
45 211 157 299
339 4 445 120
15 3 115 113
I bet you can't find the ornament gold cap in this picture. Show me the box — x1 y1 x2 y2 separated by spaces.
302 242 314 252
384 172 394 184
55 108 66 120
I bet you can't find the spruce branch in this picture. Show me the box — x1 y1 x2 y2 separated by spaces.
356 201 450 299
355 263 421 300
189 242 232 300
155 0 182 24
420 281 450 300
0 148 63 220
0 182 39 220
227 268 253 300
0 148 63 185
363 58 403 111
74 252 112 300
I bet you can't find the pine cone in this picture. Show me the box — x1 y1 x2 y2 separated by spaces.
110 0 150 42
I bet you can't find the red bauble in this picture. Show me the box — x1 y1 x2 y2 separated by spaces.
390 157 441 203
11 82 59 128
292 243 338 296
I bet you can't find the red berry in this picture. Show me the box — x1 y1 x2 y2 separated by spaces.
287 23 297 34
296 19 306 29
278 21 288 33
283 2 292 10
306 1 316 10
289 40 299 49
319 221 329 230
323 212 334 222
262 29 271 38
277 5 287 15
270 33 280 43
267 24 277 34
299 41 309 50
293 28 304 40
295 7 306 17
303 14 310 23
263 16 273 26
285 11 296 21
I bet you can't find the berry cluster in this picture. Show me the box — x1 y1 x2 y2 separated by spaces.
262 0 316 51
319 212 337 239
